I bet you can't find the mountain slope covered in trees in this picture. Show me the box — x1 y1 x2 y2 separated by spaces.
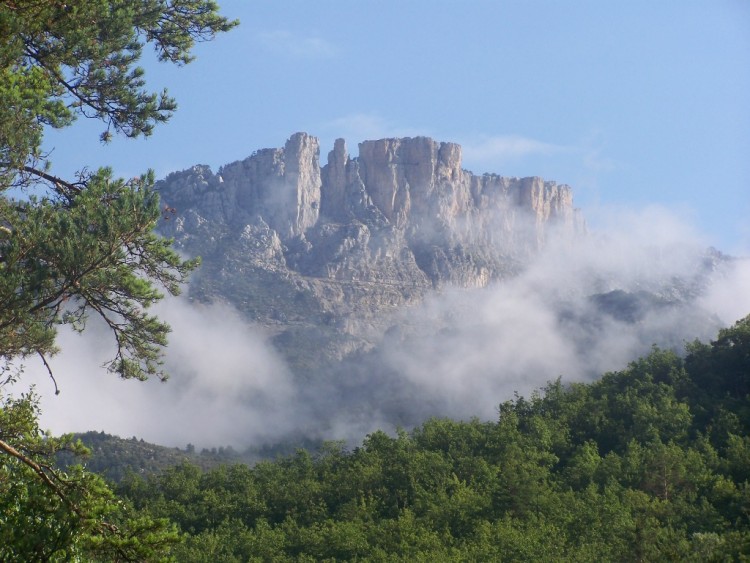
106 315 750 561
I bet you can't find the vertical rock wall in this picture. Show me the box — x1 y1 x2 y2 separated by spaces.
158 132 585 293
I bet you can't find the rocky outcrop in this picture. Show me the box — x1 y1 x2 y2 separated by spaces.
156 133 585 368
159 133 583 250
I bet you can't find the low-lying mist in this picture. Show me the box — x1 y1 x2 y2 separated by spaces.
21 205 750 450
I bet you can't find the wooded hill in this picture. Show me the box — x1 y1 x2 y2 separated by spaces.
98 315 750 561
57 430 319 482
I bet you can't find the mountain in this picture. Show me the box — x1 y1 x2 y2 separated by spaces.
154 133 735 440
157 133 586 365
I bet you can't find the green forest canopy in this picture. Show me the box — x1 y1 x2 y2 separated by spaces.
107 316 750 561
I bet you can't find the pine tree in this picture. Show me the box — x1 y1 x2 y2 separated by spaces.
0 2 236 559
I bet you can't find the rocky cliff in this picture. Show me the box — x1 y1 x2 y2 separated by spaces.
153 132 735 437
156 132 585 368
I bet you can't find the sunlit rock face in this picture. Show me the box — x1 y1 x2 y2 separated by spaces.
156 133 586 368
159 133 583 280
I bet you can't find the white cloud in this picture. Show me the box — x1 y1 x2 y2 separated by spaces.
22 298 299 449
461 135 568 166
377 206 748 423
698 256 750 327
256 30 336 59
320 113 426 145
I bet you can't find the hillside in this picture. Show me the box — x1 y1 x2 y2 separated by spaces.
56 431 320 482
111 315 750 561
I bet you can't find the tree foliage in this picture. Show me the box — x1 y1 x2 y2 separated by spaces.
117 316 750 561
0 0 236 380
0 1 236 559
1 388 180 561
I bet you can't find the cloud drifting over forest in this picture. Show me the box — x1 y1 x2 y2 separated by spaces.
26 301 299 448
21 206 750 449
377 207 750 424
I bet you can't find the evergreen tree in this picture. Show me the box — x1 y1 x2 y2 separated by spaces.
0 1 236 559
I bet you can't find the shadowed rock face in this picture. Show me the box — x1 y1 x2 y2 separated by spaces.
156 133 586 368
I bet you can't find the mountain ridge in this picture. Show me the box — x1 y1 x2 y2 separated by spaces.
155 133 598 376
157 133 585 333
151 133 734 438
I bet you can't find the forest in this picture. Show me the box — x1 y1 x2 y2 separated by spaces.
53 316 750 561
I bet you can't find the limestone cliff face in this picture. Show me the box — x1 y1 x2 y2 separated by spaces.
157 133 585 363
172 132 322 239
319 136 580 250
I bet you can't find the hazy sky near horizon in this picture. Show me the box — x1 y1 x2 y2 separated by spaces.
45 1 749 252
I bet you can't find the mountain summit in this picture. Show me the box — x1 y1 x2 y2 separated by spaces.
155 133 730 380
157 133 584 342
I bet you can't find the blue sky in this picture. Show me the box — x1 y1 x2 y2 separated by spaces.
45 1 749 254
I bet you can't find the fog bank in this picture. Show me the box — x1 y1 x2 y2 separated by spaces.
17 206 750 449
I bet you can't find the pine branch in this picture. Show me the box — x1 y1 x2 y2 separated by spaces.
36 351 60 395
21 165 83 198
0 437 75 511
